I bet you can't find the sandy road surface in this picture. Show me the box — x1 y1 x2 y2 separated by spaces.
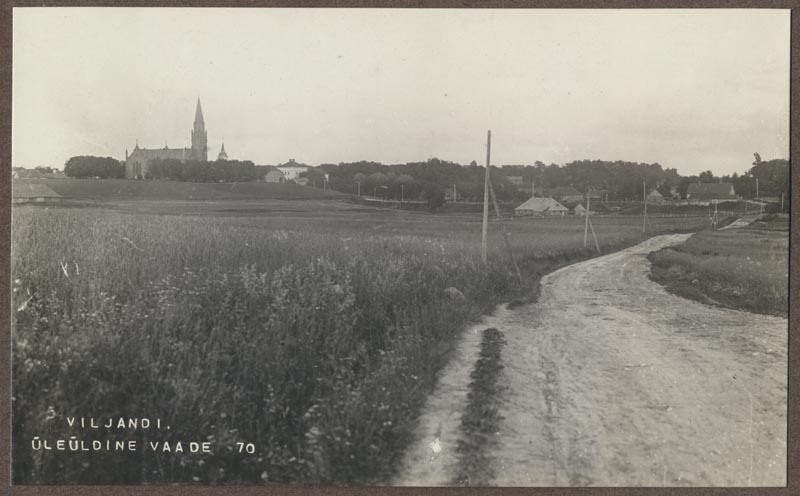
396 233 787 486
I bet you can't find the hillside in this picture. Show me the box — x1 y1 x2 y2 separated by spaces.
12 178 349 201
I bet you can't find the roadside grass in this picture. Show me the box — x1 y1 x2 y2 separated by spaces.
648 215 789 317
11 204 709 484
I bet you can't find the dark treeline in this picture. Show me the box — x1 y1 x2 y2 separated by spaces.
321 158 681 202
319 158 496 204
59 154 789 204
320 156 789 203
146 159 258 182
64 156 125 179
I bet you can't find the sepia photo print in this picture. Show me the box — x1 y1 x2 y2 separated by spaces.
9 7 790 486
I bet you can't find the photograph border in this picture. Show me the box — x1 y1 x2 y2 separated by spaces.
0 1 796 495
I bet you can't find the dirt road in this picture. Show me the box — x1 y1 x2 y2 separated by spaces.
396 233 787 486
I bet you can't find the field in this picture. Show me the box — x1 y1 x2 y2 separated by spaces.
12 177 348 201
11 194 711 484
648 215 789 317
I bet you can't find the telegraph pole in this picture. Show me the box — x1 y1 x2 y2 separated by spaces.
583 194 590 248
488 180 522 283
642 181 648 233
482 131 491 264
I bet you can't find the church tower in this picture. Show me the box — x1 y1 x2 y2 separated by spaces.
191 98 208 161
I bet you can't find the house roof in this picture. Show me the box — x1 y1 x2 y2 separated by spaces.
686 182 736 199
12 183 62 199
515 196 569 212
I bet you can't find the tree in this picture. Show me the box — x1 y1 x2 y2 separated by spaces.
367 172 388 186
301 169 327 187
64 156 124 179
698 170 716 183
423 183 445 211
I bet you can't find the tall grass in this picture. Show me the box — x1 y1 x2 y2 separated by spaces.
647 217 789 317
11 207 708 484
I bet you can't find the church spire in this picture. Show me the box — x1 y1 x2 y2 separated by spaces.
191 97 208 161
194 98 204 125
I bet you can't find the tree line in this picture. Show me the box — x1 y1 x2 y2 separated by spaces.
60 154 789 205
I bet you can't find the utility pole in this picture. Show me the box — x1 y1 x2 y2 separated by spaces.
710 200 718 227
583 190 600 253
453 184 457 203
781 193 784 212
583 194 590 248
642 181 648 233
488 180 522 283
401 184 404 203
756 177 759 199
531 179 535 198
482 130 491 264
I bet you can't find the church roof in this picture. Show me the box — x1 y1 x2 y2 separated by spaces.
129 147 187 161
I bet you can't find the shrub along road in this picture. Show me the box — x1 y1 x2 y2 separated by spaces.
397 232 787 486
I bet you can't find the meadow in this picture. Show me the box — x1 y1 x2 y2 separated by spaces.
11 198 710 484
648 215 790 317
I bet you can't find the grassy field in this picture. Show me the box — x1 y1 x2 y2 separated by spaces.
13 178 348 201
648 215 789 317
11 198 711 484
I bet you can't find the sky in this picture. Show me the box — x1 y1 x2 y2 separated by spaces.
12 8 789 176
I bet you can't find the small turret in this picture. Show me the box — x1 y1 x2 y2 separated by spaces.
217 142 228 161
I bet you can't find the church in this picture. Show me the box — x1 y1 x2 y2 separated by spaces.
125 99 228 179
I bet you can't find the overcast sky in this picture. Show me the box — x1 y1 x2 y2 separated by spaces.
13 8 789 176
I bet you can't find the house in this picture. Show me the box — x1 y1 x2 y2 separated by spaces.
12 183 63 204
574 202 600 216
686 182 738 203
544 186 584 203
259 166 285 183
515 197 569 216
646 189 666 204
276 159 309 182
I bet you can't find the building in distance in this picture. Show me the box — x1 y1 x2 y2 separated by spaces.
125 99 209 179
515 196 569 216
277 159 310 182
12 183 62 204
